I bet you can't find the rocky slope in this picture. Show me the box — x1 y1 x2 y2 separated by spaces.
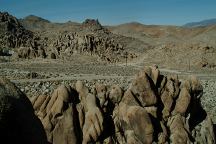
141 42 216 69
109 22 216 69
0 12 34 49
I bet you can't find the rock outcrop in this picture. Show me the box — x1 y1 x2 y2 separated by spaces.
0 12 47 59
29 66 215 144
0 12 33 48
82 19 104 32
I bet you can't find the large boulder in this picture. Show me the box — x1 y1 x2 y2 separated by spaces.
129 71 157 107
167 114 191 143
0 77 47 144
82 93 104 144
109 84 123 104
116 102 154 144
173 86 191 115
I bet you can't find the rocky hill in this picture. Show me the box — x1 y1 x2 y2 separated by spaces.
0 12 47 59
33 19 137 62
20 15 152 53
0 12 34 49
109 22 216 46
1 12 139 63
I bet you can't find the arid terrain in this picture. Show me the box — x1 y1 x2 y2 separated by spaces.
0 12 216 143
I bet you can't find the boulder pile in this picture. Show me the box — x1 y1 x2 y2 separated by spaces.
29 66 215 144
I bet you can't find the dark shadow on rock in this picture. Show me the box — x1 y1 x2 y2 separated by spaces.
70 88 83 143
214 124 216 138
99 113 115 142
188 94 207 131
96 98 116 142
0 77 48 144
149 114 163 142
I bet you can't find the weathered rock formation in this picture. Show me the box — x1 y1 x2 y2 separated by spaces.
47 31 125 62
0 77 47 144
1 12 135 62
29 66 215 144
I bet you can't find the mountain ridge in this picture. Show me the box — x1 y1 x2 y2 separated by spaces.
183 18 216 28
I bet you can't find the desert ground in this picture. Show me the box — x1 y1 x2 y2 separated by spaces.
1 58 216 123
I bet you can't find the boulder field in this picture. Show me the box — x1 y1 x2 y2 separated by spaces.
1 66 214 144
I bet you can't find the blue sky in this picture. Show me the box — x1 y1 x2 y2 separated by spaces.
0 0 216 25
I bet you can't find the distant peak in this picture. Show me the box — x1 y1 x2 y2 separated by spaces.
24 15 50 23
127 21 143 25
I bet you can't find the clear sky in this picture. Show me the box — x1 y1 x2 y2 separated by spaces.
0 0 216 25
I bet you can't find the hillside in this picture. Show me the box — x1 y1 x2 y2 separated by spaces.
19 15 51 31
109 22 216 69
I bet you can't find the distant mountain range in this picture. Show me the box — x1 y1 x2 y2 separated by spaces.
183 18 216 28
19 15 216 29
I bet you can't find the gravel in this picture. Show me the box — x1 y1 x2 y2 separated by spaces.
14 77 132 98
201 80 216 123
